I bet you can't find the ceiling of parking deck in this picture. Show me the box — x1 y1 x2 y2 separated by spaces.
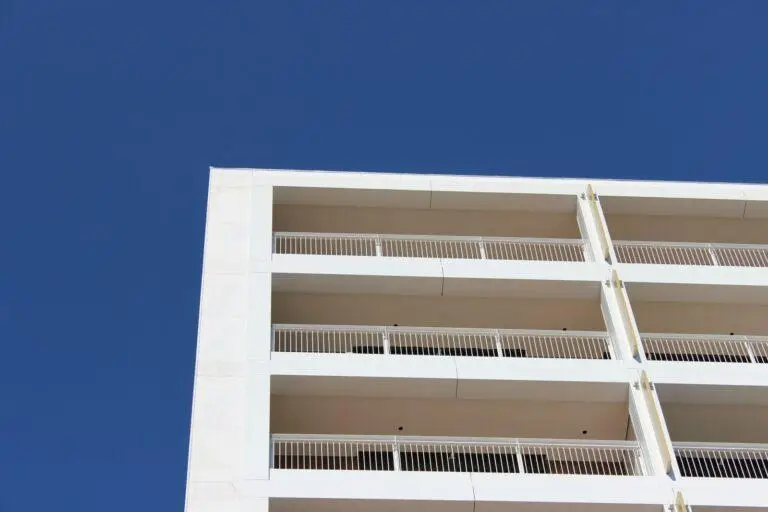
600 195 768 219
625 281 768 304
657 383 768 406
274 187 578 212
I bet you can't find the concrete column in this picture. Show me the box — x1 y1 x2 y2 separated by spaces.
601 277 644 365
577 185 617 264
244 182 274 483
630 371 680 480
577 191 607 263
186 169 273 511
603 268 650 365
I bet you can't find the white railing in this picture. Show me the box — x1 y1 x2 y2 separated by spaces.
273 232 589 262
614 240 768 267
641 333 768 364
272 435 645 476
674 442 768 478
273 325 614 360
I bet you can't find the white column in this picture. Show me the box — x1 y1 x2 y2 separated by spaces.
576 185 616 264
185 169 273 512
600 276 643 365
630 372 680 480
577 193 604 263
244 182 274 483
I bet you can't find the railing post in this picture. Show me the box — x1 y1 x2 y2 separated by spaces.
375 235 383 257
495 330 504 358
605 335 617 360
383 328 390 355
515 440 525 474
477 239 487 259
582 243 592 263
635 447 646 476
708 244 719 266
744 336 757 363
392 439 401 471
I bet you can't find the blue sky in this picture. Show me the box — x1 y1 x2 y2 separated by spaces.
2 2 768 510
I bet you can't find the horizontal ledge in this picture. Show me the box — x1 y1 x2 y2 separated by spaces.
273 433 639 448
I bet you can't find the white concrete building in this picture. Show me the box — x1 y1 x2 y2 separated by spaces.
186 167 768 512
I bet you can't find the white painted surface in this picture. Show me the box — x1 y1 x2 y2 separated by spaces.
679 479 768 508
242 167 768 204
471 474 671 506
270 359 629 399
186 175 274 511
186 168 768 511
620 266 768 300
650 364 768 395
266 470 475 502
264 471 669 510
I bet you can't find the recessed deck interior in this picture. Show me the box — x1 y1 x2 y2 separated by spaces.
632 299 768 336
272 292 607 331
274 204 581 239
273 186 582 241
601 196 768 245
657 385 768 478
626 287 768 363
658 385 768 444
271 393 635 441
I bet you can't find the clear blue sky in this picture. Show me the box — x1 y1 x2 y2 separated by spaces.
2 2 768 510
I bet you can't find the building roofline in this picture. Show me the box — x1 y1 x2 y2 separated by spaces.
209 167 768 206
211 166 768 189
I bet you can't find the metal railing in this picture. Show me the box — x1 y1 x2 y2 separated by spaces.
641 333 768 364
273 324 614 360
273 232 589 262
614 241 768 267
674 442 768 478
272 435 645 476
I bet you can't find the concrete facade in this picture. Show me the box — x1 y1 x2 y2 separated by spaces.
186 168 768 512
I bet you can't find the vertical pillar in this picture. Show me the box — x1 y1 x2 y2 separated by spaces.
630 371 680 479
245 178 274 482
185 169 273 512
629 377 664 477
601 270 646 365
577 185 616 264
600 279 634 363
